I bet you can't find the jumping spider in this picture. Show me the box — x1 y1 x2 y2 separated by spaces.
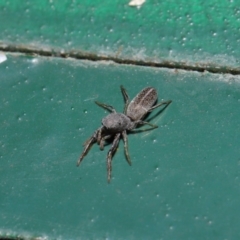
77 85 172 182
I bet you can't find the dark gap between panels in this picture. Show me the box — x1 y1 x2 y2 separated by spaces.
0 43 240 75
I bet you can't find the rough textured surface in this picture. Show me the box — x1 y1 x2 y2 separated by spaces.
0 0 240 67
1 0 240 239
1 54 240 239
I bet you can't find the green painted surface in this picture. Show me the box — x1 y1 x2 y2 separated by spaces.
1 54 240 239
0 0 239 67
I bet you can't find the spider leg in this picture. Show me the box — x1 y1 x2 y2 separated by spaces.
107 133 121 183
137 120 158 128
76 127 103 166
148 100 172 112
120 85 130 114
95 101 116 113
122 130 131 166
96 127 103 144
130 120 158 133
99 135 111 150
131 100 172 132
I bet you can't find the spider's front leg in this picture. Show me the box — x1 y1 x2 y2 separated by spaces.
96 127 103 145
107 133 121 183
76 126 103 166
99 135 111 150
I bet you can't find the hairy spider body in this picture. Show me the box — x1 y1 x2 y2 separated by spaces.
77 85 172 183
127 87 158 121
102 113 134 132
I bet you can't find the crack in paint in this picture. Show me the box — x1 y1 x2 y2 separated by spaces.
0 43 239 75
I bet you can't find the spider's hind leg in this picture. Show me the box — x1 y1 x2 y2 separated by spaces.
129 120 158 133
148 100 172 112
77 127 103 166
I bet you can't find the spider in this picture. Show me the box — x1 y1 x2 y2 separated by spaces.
77 85 172 182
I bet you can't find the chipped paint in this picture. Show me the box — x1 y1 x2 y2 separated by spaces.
0 52 7 63
129 0 146 8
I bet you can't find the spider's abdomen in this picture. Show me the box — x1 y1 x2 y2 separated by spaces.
102 113 134 132
127 87 157 121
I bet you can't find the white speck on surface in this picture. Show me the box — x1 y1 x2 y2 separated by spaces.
129 0 146 8
0 52 7 63
31 58 39 64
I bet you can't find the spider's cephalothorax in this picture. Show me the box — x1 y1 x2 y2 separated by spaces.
77 86 172 182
